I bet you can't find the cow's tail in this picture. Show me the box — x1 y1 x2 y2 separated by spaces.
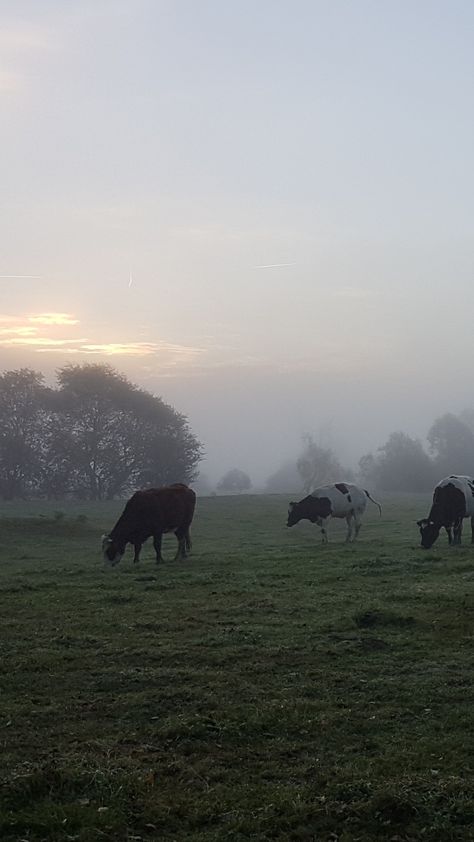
365 489 382 516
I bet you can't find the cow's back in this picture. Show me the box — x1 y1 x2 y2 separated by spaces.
434 475 474 519
135 485 196 530
311 483 367 517
112 484 196 540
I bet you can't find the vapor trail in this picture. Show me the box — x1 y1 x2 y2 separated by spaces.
254 263 297 269
0 274 43 278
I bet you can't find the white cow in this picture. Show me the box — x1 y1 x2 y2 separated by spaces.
287 482 382 543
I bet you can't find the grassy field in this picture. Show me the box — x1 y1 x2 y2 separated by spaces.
1 492 474 841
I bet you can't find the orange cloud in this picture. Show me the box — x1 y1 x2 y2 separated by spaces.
80 342 160 356
0 326 37 337
0 336 86 347
0 312 205 363
28 313 79 326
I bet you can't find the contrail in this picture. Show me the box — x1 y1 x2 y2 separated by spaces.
128 270 133 288
0 274 43 279
254 262 297 269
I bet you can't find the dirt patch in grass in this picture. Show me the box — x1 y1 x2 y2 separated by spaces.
353 608 416 629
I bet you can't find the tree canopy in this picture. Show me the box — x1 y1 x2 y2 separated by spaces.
0 364 202 500
359 432 435 492
217 468 251 494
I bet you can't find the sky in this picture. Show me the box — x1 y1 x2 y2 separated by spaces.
2 0 474 483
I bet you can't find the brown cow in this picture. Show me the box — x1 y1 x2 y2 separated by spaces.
102 483 196 566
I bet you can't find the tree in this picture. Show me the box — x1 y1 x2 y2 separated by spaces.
217 468 251 493
0 369 50 500
365 432 435 492
132 390 202 490
428 413 474 477
52 364 202 499
296 435 352 493
0 364 203 500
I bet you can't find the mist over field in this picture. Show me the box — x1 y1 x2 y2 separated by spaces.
2 0 474 490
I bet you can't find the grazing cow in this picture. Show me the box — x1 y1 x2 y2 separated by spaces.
287 482 381 543
417 475 474 548
102 483 196 566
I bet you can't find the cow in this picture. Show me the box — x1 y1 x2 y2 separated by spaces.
417 475 474 549
102 483 196 566
287 482 382 543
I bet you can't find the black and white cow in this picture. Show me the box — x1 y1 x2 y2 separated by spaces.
417 475 474 548
287 482 382 543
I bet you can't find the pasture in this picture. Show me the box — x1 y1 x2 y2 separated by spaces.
1 493 474 841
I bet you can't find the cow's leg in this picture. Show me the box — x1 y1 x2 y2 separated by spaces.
345 515 353 543
353 513 362 541
471 517 474 544
153 533 164 563
320 519 329 543
446 526 453 545
185 527 192 554
174 527 187 560
453 518 463 545
132 542 142 563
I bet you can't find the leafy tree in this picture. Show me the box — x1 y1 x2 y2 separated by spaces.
0 364 202 500
52 364 202 499
0 369 50 500
364 431 435 492
217 468 251 493
428 413 474 477
129 387 202 490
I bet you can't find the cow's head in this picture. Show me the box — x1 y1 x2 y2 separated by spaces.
102 533 125 566
287 502 301 527
416 518 440 549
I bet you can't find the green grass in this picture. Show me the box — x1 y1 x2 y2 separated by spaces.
1 493 474 840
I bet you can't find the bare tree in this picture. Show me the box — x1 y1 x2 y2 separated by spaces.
297 435 350 493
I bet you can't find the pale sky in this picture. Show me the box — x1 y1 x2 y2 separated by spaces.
2 0 474 482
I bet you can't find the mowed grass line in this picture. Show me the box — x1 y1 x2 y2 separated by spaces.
1 494 474 840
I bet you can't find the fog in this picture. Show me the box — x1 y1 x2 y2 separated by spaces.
1 345 470 488
2 1 474 489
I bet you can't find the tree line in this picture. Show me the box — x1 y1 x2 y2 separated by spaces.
359 412 474 492
0 365 202 500
265 413 474 494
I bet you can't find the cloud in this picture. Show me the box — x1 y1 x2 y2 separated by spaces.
0 326 37 337
0 336 87 347
0 312 204 364
28 313 79 326
80 342 171 357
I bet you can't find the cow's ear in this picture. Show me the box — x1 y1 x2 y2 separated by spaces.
416 520 423 526
289 502 296 508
